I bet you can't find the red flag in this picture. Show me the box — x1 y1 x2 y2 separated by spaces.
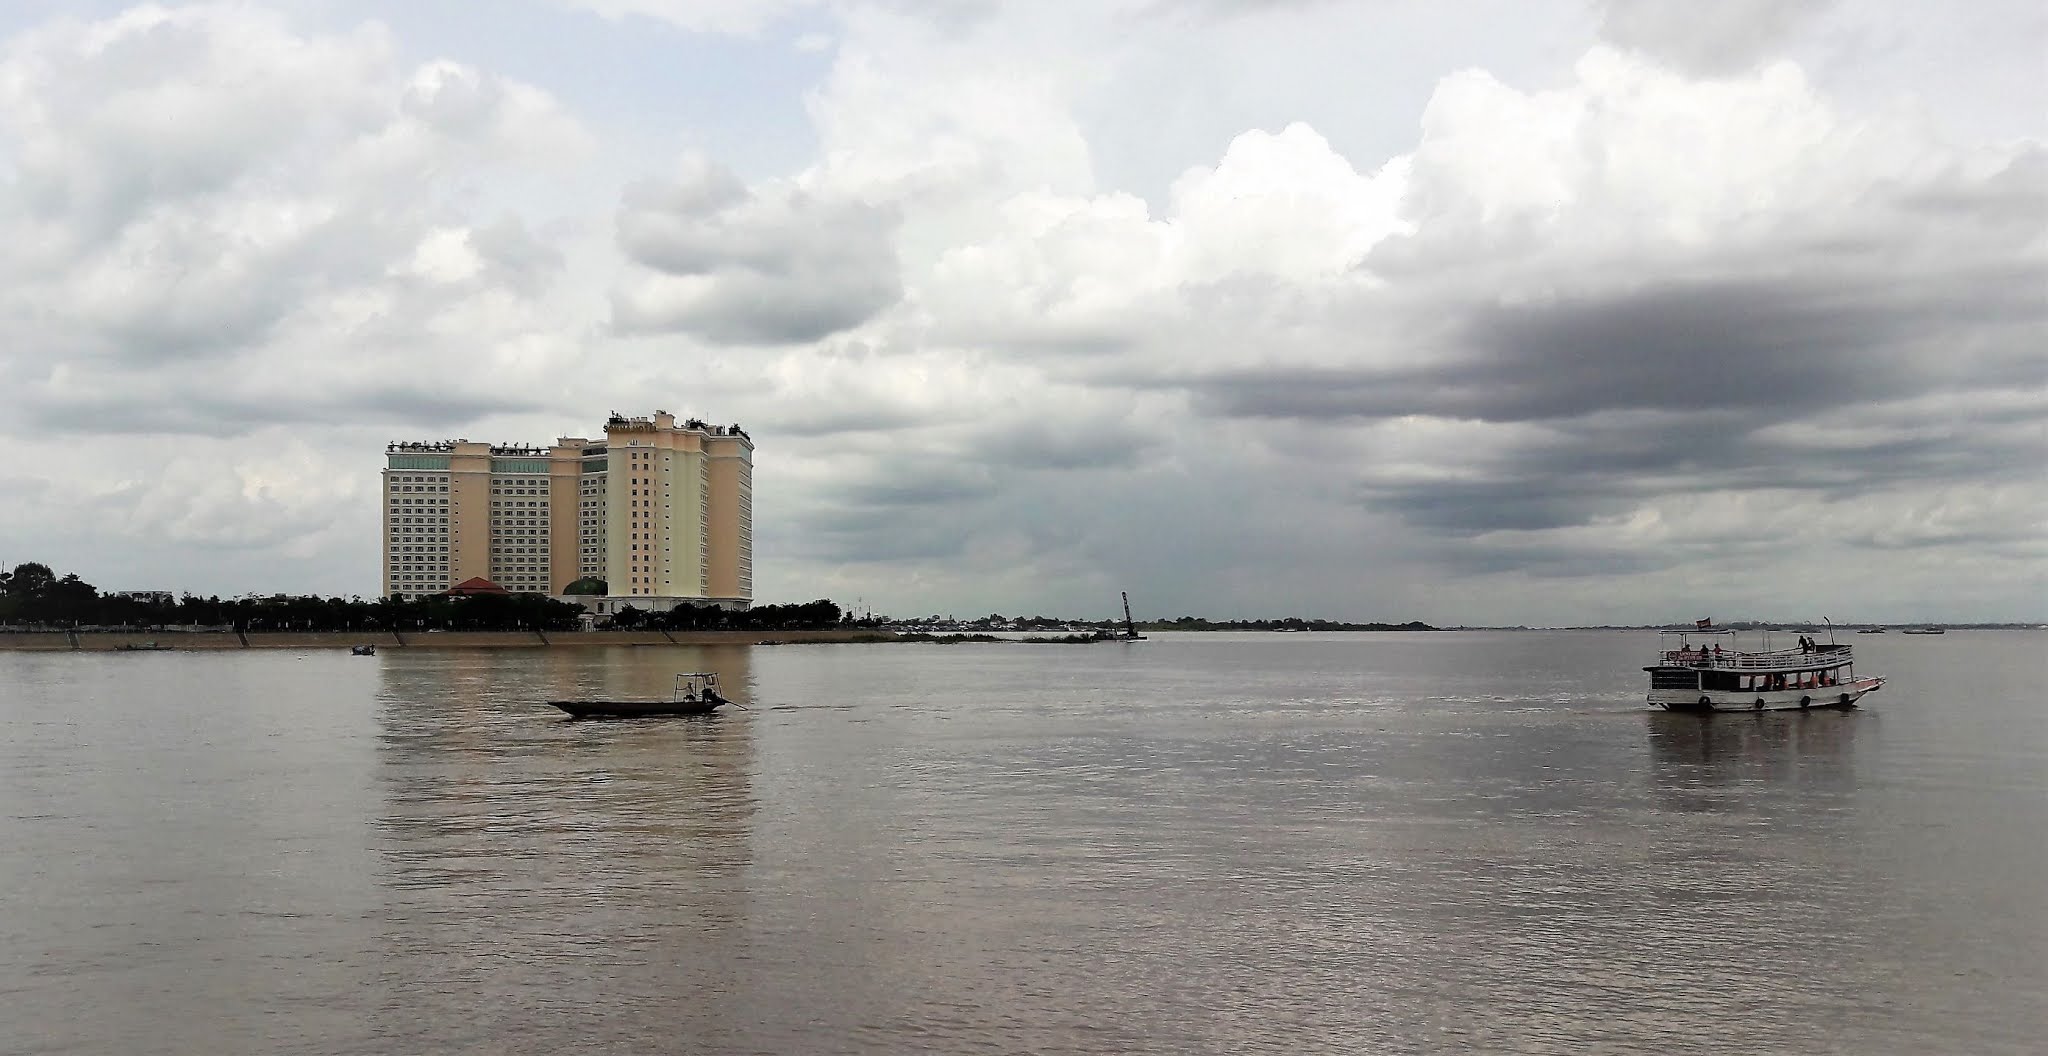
1695 617 1713 629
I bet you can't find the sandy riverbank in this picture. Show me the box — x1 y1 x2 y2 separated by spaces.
0 628 898 652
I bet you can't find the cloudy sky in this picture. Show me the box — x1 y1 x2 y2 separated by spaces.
0 0 2041 625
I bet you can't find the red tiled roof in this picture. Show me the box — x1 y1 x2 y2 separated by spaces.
443 577 511 596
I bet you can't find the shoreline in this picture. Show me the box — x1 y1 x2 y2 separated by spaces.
0 628 897 652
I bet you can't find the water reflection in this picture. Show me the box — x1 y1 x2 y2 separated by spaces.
367 647 762 1052
1645 710 1865 810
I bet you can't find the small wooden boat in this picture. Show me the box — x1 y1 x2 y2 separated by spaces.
549 672 735 719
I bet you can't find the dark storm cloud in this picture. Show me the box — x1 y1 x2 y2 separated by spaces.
761 405 944 439
1347 400 2046 541
836 470 997 508
614 271 902 344
1200 271 2039 425
778 505 973 563
1429 538 1672 579
1363 476 1640 536
612 167 903 344
968 425 1152 471
1185 232 2042 544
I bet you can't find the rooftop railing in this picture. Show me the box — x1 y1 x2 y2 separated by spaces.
1660 643 1854 669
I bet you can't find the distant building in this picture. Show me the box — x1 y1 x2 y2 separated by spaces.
381 411 752 611
106 590 175 605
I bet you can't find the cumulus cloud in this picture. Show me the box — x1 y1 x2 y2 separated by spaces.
789 33 2043 620
1133 46 2046 598
0 5 589 380
0 4 605 595
611 157 902 343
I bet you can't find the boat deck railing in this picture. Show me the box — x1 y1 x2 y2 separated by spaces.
1659 644 1854 670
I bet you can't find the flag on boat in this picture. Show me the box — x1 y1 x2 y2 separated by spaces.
1695 617 1713 629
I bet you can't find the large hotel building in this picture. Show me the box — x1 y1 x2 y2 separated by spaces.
381 411 753 610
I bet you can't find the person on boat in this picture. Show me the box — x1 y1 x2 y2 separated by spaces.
1712 643 1722 658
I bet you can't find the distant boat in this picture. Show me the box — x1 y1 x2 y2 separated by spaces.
1901 628 1946 635
1856 628 1885 634
548 672 736 719
350 644 376 656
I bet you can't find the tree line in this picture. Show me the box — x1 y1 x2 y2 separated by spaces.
603 598 844 632
0 562 844 633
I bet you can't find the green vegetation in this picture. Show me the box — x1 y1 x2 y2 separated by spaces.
604 599 843 631
0 562 844 633
1 562 586 631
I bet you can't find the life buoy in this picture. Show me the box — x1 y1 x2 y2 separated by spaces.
1755 698 1766 709
1697 696 1712 710
1799 696 1811 709
1838 693 1851 707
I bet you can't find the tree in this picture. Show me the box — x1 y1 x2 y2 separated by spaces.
4 562 56 599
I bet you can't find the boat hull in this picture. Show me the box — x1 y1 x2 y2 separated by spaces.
549 696 727 719
1649 677 1884 713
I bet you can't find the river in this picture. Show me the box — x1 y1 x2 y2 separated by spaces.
1 630 2042 1054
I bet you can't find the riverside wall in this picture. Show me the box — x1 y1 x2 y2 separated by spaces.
0 628 896 652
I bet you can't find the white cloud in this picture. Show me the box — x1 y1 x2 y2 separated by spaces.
0 3 609 595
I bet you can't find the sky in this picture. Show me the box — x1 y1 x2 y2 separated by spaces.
0 0 2041 625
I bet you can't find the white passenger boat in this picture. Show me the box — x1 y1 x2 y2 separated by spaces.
1645 629 1884 712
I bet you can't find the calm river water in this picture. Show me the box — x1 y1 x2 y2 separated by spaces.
1 631 2043 1055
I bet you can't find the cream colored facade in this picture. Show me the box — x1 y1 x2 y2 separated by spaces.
381 412 752 606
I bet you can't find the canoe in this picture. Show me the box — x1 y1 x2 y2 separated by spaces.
548 672 733 719
547 695 727 719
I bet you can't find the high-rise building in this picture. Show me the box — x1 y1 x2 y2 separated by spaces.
381 411 753 610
